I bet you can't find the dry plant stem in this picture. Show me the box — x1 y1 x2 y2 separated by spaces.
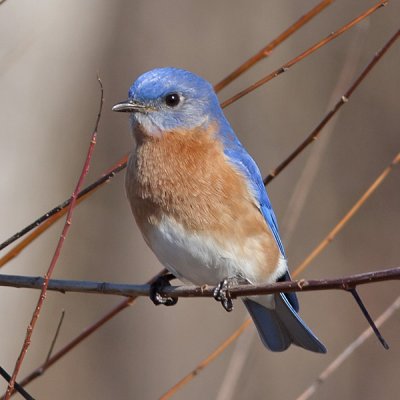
0 156 128 254
159 319 253 400
45 310 65 363
264 26 400 185
5 270 166 398
1 266 399 298
214 0 334 92
281 23 367 245
221 0 388 109
215 319 255 400
4 79 103 399
0 368 34 400
296 296 400 400
293 151 400 277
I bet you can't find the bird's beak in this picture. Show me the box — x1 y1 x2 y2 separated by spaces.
112 99 149 113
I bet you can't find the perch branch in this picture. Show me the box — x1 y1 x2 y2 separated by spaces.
1 267 399 298
3 270 167 398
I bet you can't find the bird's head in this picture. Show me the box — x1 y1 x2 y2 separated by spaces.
112 68 224 137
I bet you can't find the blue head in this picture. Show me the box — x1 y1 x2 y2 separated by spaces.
112 68 226 136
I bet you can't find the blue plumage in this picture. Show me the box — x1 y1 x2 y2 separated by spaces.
113 67 326 353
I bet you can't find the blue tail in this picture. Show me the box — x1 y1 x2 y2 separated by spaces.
243 293 326 353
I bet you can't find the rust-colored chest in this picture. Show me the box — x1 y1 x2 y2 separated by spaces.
125 126 254 233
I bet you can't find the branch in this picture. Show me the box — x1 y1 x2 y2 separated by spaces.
220 0 388 108
296 295 400 400
1 267 399 298
4 78 103 399
214 0 333 92
264 27 400 185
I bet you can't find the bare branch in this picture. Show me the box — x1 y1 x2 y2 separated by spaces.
1 267 399 298
214 0 334 92
296 296 400 400
160 319 253 400
293 151 400 277
220 0 388 108
4 78 103 398
4 270 166 398
264 27 400 185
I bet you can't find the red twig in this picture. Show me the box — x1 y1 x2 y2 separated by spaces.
214 0 334 92
221 0 388 108
4 77 103 399
264 27 400 185
6 270 166 397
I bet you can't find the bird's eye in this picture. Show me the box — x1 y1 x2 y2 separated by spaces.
165 93 181 107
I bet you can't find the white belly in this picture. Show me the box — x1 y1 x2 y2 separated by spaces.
145 215 287 286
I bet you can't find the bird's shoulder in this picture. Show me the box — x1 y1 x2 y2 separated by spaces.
219 126 286 256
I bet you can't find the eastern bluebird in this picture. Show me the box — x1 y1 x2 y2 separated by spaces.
113 67 326 353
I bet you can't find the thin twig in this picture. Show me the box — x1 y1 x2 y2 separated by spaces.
159 320 253 400
293 151 400 277
296 296 400 400
281 21 368 245
221 0 389 109
214 0 334 92
45 310 65 363
0 367 35 400
264 26 400 185
215 318 256 400
4 77 103 399
0 156 128 255
4 270 166 398
1 267 399 298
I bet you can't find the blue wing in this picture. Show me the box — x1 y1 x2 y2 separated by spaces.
218 125 299 311
219 128 285 257
215 124 327 353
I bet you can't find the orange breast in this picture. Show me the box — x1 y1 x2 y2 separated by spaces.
125 123 280 282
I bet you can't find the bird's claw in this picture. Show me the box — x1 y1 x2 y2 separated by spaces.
214 278 233 312
150 274 178 306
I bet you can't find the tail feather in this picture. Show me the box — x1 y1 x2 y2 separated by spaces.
243 293 326 353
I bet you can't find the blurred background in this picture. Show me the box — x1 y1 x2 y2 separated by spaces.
0 1 399 399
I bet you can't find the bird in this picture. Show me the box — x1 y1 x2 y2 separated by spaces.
112 67 326 353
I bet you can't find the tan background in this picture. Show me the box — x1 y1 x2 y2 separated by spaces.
1 1 399 399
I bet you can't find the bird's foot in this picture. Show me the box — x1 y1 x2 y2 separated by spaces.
214 278 234 312
150 273 178 306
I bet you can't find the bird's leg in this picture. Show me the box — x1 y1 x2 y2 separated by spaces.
149 273 178 306
213 278 235 312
